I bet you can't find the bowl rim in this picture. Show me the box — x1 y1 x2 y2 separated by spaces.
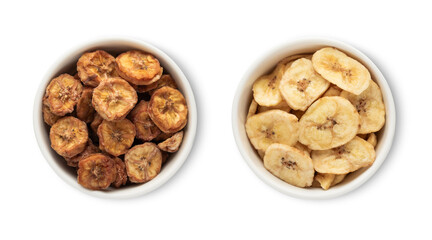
232 37 396 199
33 36 197 199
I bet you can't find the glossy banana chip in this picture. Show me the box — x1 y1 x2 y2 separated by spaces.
77 50 117 87
77 153 117 190
76 87 95 123
157 131 183 153
116 50 163 86
149 86 188 133
125 143 162 183
97 119 136 156
129 100 161 141
44 74 83 116
92 77 138 121
50 116 88 158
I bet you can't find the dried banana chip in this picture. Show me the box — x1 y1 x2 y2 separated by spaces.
125 143 162 183
50 116 88 158
149 86 188 133
247 99 258 119
64 139 100 167
90 113 103 133
77 50 117 87
322 85 342 97
315 173 335 190
252 62 287 107
44 74 83 116
97 119 136 156
129 100 161 141
158 131 183 153
112 157 127 188
138 74 178 94
312 47 371 95
77 153 117 190
116 50 163 86
264 143 314 187
340 81 385 134
367 133 377 148
42 98 60 126
257 100 291 113
331 174 346 187
92 77 138 121
299 96 360 150
76 87 95 123
153 132 174 142
312 136 376 174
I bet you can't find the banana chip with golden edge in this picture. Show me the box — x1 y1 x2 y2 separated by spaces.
312 136 376 174
97 119 136 156
76 87 95 123
125 143 162 183
158 131 183 153
112 157 128 188
92 77 138 121
149 86 188 133
257 100 291 114
77 153 117 190
77 50 117 87
42 98 60 126
50 116 88 158
44 74 83 116
64 139 100 167
137 74 178 94
299 96 360 150
116 50 163 86
129 100 161 141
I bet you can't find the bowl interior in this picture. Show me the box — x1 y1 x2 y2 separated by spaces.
34 39 196 198
233 39 395 199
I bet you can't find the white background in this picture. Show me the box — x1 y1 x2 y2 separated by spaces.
1 0 431 239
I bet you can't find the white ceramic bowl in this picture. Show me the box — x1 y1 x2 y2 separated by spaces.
33 37 197 199
232 38 395 199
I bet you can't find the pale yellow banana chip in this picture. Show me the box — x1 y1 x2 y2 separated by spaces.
257 100 291 113
252 62 287 106
299 96 360 150
264 143 314 187
315 173 335 190
294 142 311 156
331 174 346 186
312 47 371 95
340 81 385 134
322 85 342 97
247 99 258 119
311 136 376 174
245 110 299 152
279 58 330 111
367 133 377 148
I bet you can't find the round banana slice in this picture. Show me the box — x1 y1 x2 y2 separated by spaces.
245 110 299 152
115 50 163 86
257 100 291 114
42 98 60 126
149 86 188 133
367 133 377 148
340 81 385 134
247 99 258 119
279 58 330 111
76 87 95 123
312 47 371 95
322 85 342 97
264 143 314 188
311 136 376 174
90 113 103 133
77 50 117 87
129 100 161 141
158 131 183 153
77 153 117 190
137 74 178 94
44 74 83 116
97 119 136 156
252 62 287 107
112 157 128 188
50 116 88 158
125 143 162 183
64 139 100 167
299 96 360 150
331 174 346 187
92 77 138 121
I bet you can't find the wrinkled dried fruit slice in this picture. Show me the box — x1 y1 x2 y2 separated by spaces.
50 116 88 158
264 143 314 187
247 99 258 119
129 100 161 141
76 87 95 123
158 131 183 153
246 110 299 153
90 113 103 133
42 98 60 126
64 139 100 167
125 143 162 183
340 81 385 134
257 100 291 114
315 173 335 190
299 96 360 150
45 74 83 116
92 77 138 121
153 132 174 142
116 50 163 85
112 157 128 188
77 153 116 190
311 136 376 174
77 50 117 87
137 74 178 94
149 86 188 133
97 119 136 156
